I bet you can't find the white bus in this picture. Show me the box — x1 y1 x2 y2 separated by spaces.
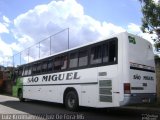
12 32 156 111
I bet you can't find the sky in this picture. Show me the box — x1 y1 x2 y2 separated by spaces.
0 0 158 66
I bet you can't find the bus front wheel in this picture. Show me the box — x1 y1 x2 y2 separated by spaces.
18 89 25 102
64 91 79 111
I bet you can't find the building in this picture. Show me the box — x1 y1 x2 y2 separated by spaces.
0 66 13 94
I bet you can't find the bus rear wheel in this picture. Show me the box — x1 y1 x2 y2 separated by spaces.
18 89 25 102
64 91 79 111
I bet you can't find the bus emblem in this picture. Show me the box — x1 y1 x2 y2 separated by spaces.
128 36 136 44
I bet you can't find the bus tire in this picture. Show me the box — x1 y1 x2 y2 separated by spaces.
18 89 25 102
64 91 79 111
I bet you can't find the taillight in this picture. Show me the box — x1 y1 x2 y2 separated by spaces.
124 83 131 94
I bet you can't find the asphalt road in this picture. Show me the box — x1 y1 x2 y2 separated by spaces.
0 95 159 120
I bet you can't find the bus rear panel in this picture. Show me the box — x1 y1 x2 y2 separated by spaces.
121 34 156 106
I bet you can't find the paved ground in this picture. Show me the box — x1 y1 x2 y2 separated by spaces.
0 95 160 120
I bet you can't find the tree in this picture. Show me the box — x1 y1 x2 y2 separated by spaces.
139 0 160 51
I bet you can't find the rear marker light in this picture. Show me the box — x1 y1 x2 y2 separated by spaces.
124 83 131 94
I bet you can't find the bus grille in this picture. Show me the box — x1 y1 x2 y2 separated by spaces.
99 80 112 102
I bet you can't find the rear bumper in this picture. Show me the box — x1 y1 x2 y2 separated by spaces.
120 93 156 106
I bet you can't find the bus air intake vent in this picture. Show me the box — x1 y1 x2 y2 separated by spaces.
99 80 112 102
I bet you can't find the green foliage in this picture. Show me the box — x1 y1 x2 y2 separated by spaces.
139 0 160 51
139 0 160 32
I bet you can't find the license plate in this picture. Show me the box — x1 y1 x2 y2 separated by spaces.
142 98 150 103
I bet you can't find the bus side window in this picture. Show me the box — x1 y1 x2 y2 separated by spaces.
109 40 117 62
69 52 78 68
61 55 68 70
37 62 41 74
42 61 47 73
32 63 37 75
28 66 32 75
48 59 53 72
78 50 88 67
103 42 109 63
24 66 28 76
90 45 102 65
54 55 68 71
18 67 23 76
54 57 61 71
22 67 25 76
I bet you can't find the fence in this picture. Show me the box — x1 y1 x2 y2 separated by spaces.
11 28 69 67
